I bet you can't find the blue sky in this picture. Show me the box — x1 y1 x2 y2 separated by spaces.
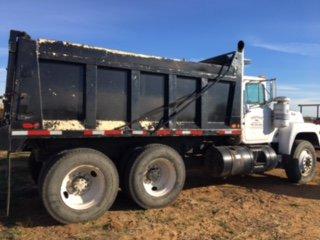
0 0 320 115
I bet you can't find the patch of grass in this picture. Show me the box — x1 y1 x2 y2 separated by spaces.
217 220 235 235
156 215 176 224
102 222 113 231
70 236 92 240
218 220 228 229
134 210 152 221
211 208 220 215
175 221 188 230
0 227 22 240
198 197 212 203
80 237 92 240
289 203 300 208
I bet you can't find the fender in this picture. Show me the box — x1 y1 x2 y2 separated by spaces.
278 122 320 155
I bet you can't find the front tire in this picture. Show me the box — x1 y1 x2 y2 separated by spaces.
285 140 317 184
39 148 119 224
124 144 185 209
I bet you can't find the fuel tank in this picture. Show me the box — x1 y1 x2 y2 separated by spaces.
204 145 278 177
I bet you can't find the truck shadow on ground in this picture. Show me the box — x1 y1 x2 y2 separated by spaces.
184 169 320 201
0 159 319 228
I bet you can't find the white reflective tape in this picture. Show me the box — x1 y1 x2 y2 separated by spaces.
224 130 232 134
182 130 191 135
50 131 63 135
92 130 104 135
12 131 28 136
132 130 144 135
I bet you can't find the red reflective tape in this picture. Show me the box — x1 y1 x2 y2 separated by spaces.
175 130 191 136
175 130 203 136
232 129 242 135
175 130 183 136
28 130 51 136
156 129 172 136
84 130 93 136
104 130 123 136
190 130 203 136
217 130 225 135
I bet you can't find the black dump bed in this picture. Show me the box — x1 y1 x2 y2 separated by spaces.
0 30 243 150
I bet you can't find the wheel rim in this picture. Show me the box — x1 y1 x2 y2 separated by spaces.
298 149 314 177
60 165 106 210
142 158 177 197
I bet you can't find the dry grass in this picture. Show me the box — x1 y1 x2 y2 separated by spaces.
1 154 320 240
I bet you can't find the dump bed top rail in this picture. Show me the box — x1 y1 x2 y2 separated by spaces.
37 38 238 80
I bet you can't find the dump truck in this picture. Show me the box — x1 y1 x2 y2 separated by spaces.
0 30 318 224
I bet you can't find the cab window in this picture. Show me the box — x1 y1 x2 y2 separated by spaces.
245 83 265 104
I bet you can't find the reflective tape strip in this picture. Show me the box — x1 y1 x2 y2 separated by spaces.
86 130 105 136
104 130 123 136
12 130 62 136
231 129 241 135
84 130 107 136
175 130 191 136
217 130 227 135
49 131 63 135
12 131 28 136
190 130 204 136
132 130 147 135
28 130 62 136
217 129 241 135
84 130 93 136
93 131 104 135
29 130 50 136
11 129 241 137
156 129 173 136
84 130 123 136
224 130 233 135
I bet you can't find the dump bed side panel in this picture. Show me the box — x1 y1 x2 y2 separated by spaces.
7 34 242 141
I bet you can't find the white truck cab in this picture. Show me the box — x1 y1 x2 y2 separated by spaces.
242 75 319 183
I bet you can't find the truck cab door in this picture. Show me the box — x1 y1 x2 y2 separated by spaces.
242 81 274 144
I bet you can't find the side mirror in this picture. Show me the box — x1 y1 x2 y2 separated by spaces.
266 78 277 102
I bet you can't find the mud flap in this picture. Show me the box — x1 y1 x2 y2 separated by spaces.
6 152 11 217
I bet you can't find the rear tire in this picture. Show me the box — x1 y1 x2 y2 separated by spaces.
39 148 119 224
118 146 144 192
124 144 185 209
119 144 168 193
285 140 317 184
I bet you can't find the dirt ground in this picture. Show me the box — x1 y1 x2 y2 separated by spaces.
0 154 320 240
